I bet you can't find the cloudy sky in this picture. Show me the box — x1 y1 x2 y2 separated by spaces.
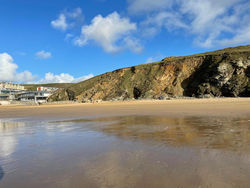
0 0 250 83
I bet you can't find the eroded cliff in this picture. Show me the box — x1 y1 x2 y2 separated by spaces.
49 45 250 102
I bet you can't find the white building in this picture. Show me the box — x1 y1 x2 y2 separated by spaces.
17 91 51 103
0 82 26 101
0 82 25 90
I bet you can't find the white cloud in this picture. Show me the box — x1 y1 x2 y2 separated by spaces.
0 53 36 83
185 0 250 47
74 12 141 53
123 37 143 53
39 73 74 83
73 74 94 83
36 50 52 59
16 71 36 83
51 14 68 31
218 25 250 46
0 53 17 80
141 11 188 37
134 0 250 48
127 0 173 14
51 8 83 31
0 53 93 84
37 73 94 84
65 33 74 41
67 7 82 18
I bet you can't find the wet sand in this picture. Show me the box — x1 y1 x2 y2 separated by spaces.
0 98 250 120
0 98 250 188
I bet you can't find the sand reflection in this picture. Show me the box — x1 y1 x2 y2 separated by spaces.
0 116 250 187
59 116 250 151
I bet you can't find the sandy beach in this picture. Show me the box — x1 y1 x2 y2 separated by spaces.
0 98 250 120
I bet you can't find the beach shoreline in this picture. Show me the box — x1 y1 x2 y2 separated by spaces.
0 98 249 120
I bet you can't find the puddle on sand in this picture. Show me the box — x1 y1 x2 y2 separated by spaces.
0 116 250 188
58 116 250 151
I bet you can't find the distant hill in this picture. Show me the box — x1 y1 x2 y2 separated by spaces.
22 83 73 91
49 45 250 102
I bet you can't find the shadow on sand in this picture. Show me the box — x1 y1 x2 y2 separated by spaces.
0 166 4 181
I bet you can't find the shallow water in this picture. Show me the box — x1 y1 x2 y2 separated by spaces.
0 116 250 188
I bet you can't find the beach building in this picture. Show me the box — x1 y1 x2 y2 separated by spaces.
0 82 25 90
17 91 51 103
0 82 58 103
0 94 11 101
17 86 58 103
0 82 26 101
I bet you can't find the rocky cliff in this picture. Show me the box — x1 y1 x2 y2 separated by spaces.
49 45 250 102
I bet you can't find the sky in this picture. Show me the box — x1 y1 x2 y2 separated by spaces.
0 0 250 83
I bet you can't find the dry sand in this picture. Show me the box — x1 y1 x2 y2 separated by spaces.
0 98 250 120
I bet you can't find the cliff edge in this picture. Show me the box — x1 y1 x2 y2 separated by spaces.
49 45 250 102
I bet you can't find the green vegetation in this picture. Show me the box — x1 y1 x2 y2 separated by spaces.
22 83 73 91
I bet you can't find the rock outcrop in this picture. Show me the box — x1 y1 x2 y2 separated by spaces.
49 45 250 102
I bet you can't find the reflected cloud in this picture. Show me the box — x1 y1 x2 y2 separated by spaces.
0 136 17 158
0 121 24 158
45 122 83 133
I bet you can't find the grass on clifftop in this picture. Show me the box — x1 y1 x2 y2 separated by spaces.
22 83 73 91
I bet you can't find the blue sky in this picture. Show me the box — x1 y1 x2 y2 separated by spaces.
0 0 250 83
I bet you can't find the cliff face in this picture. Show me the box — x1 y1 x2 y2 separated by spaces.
49 45 250 102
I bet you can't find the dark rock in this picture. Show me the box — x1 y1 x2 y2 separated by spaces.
133 87 141 99
158 94 171 100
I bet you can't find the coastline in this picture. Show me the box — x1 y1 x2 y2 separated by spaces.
0 98 250 120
